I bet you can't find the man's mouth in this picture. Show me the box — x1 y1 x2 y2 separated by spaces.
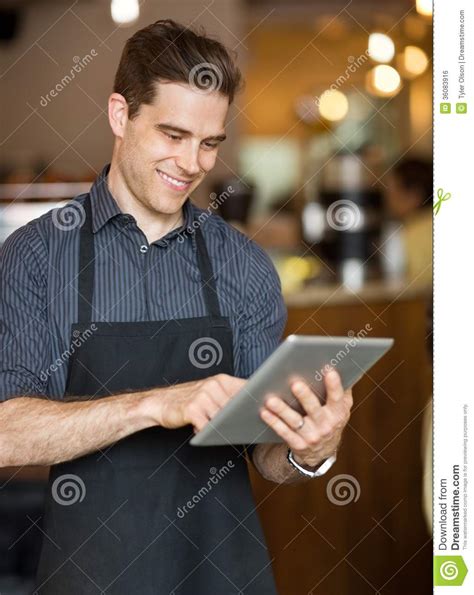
156 169 193 191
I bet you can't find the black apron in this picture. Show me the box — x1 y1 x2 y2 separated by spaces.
35 196 277 595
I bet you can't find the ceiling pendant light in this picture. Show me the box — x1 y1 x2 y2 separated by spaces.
416 0 433 18
318 90 349 122
111 0 140 26
368 32 395 64
366 65 402 97
398 45 429 78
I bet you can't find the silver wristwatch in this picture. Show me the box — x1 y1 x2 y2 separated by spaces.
287 448 337 478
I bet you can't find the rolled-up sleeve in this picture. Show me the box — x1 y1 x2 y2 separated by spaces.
0 224 50 401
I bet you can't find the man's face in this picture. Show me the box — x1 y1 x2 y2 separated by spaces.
115 81 229 215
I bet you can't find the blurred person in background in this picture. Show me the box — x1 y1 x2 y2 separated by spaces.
384 157 433 286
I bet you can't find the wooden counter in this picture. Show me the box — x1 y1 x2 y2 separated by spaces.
249 282 432 594
285 279 431 308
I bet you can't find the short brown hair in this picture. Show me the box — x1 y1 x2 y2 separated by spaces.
114 19 243 119
393 157 433 208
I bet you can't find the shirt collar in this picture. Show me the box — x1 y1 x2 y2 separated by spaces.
89 163 195 239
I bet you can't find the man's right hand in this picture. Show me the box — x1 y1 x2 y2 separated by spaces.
0 375 247 468
145 374 247 433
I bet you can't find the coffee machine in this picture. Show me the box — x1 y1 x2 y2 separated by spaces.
302 152 383 290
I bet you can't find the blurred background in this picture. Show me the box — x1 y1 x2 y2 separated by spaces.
0 0 432 593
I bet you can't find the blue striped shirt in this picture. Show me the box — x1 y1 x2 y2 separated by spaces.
0 165 287 401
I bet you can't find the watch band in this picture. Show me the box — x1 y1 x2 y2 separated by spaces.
287 448 337 478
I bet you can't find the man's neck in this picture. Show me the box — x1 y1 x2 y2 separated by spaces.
107 162 184 244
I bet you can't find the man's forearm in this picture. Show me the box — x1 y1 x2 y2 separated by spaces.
0 391 156 467
251 443 314 484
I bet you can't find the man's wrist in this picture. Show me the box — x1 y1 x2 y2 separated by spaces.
133 387 165 428
292 451 328 470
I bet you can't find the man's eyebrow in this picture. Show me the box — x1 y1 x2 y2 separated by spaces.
156 123 226 142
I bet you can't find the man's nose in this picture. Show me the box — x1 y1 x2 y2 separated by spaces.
176 145 201 177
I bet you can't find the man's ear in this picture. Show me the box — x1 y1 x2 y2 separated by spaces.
108 93 129 138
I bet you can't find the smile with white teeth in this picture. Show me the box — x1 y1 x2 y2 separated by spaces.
157 169 191 189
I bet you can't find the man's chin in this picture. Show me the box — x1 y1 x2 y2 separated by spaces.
149 194 189 217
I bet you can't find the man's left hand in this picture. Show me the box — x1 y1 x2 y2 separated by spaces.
259 369 353 468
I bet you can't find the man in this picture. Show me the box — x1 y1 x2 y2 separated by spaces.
0 20 352 594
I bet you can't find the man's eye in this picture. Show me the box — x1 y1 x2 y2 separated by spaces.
203 142 219 150
164 132 181 141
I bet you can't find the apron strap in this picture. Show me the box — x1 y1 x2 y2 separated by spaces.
77 195 95 324
194 226 222 320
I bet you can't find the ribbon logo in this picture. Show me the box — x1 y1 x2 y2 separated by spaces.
433 188 452 215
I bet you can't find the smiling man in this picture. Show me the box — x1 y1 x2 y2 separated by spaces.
0 19 352 595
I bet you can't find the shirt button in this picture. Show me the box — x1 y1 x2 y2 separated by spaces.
139 245 148 254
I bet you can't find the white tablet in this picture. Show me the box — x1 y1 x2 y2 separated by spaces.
190 335 394 447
